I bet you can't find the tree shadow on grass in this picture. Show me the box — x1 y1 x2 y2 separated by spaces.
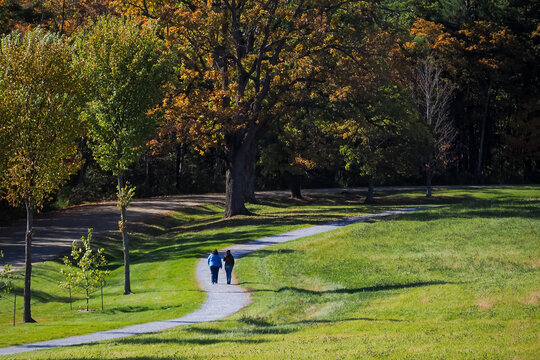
183 317 407 339
395 199 540 223
47 358 187 360
94 192 490 270
109 336 269 346
241 249 298 259
369 193 473 207
127 191 460 239
186 324 297 335
291 317 407 324
249 280 461 296
7 285 71 303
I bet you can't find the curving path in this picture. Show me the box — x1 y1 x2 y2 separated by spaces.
0 185 517 267
0 206 435 356
0 188 382 267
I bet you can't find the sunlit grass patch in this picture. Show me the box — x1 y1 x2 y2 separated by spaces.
0 192 379 347
1 187 539 359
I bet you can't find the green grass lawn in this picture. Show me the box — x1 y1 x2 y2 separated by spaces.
0 194 388 347
1 187 539 359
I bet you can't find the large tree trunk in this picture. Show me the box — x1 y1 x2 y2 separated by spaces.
23 200 35 323
244 141 258 204
289 173 303 199
426 167 433 198
117 174 132 295
175 142 185 191
224 145 250 218
364 175 375 204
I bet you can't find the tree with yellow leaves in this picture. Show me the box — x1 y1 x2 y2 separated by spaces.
0 28 83 322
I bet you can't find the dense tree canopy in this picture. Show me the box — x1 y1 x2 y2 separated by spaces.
75 15 172 294
0 0 537 215
0 28 83 321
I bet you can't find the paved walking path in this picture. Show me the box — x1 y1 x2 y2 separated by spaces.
0 206 435 356
0 185 522 267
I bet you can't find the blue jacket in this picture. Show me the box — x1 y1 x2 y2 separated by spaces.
207 253 222 268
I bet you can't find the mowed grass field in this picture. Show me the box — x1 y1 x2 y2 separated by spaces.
0 192 391 347
1 187 539 359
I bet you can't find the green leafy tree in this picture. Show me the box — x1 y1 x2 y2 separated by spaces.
60 229 109 312
0 28 83 322
74 15 172 294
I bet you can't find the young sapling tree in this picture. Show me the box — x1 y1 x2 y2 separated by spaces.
59 262 76 311
0 250 14 325
0 250 12 294
60 229 110 312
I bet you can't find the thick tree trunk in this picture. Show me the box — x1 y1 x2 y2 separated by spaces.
117 174 132 295
364 175 375 204
23 200 35 323
426 168 433 198
244 142 258 204
289 173 303 199
175 142 185 191
224 146 250 218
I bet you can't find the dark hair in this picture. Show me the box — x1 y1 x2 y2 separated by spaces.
212 249 218 255
226 250 231 255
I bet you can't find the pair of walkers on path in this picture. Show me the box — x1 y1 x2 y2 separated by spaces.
207 249 235 284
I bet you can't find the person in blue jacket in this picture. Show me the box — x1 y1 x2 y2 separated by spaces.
207 249 222 284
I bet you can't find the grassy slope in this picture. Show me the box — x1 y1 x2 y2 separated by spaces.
0 196 381 347
4 187 538 360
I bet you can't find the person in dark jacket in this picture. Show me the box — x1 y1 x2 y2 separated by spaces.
207 249 222 284
223 250 235 284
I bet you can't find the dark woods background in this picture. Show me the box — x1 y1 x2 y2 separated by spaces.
0 0 538 223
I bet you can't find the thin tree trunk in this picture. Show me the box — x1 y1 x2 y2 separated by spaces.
426 167 433 198
224 147 250 218
23 200 35 323
77 159 89 185
175 142 185 191
118 174 132 295
13 293 16 326
364 175 375 204
86 288 89 312
60 0 66 34
476 85 491 176
244 141 258 204
144 154 153 189
289 173 303 199
101 281 104 311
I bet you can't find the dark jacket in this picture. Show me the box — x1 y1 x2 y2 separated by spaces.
223 254 235 267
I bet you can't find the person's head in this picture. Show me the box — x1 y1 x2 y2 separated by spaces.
212 249 218 255
226 250 231 255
